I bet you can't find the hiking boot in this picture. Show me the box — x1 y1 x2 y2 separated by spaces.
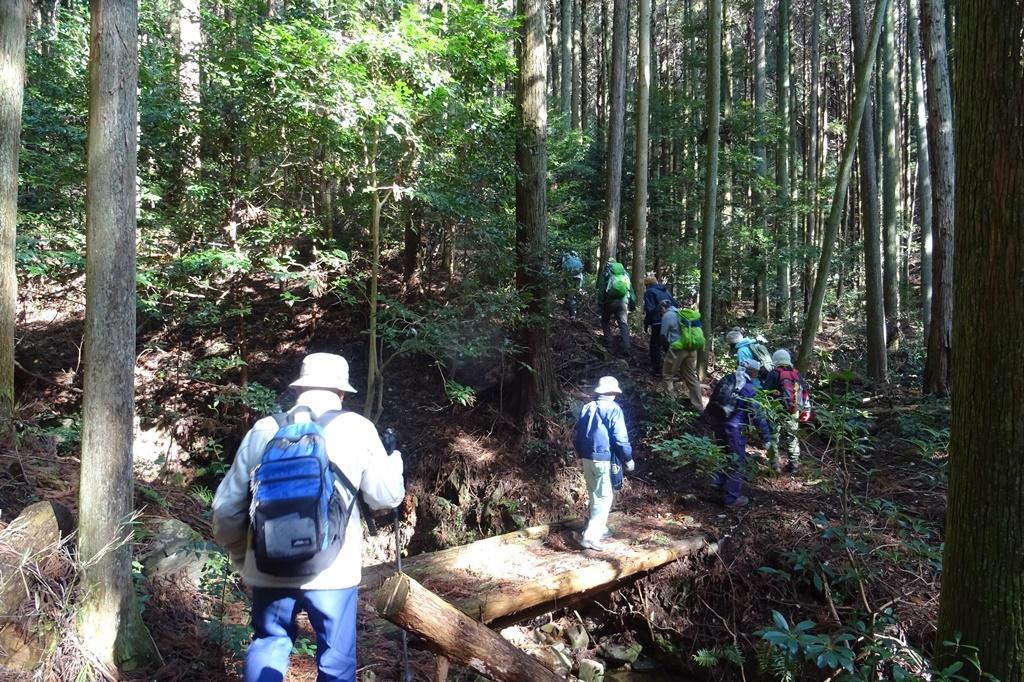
724 496 750 508
786 460 801 474
580 538 607 552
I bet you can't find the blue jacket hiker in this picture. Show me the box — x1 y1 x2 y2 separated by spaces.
642 277 678 376
703 360 772 507
574 376 633 552
725 330 769 388
212 353 405 682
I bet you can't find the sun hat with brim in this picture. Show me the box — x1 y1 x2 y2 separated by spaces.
289 353 358 393
594 376 622 395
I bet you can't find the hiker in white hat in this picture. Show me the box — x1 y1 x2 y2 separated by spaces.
572 376 634 551
212 352 404 681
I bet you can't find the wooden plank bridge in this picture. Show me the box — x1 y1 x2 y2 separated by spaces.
358 512 709 681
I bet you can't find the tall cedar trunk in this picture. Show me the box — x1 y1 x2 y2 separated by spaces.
0 0 27 446
631 0 651 301
580 0 589 131
935 4 1024 676
364 138 382 420
880 0 901 342
804 0 822 312
921 0 953 396
548 0 558 101
798 0 892 371
698 0 722 376
403 212 421 292
907 0 932 331
774 0 791 322
599 0 628 266
560 0 572 115
78 0 154 670
513 0 553 433
571 0 581 129
752 0 769 319
176 0 200 194
853 0 889 379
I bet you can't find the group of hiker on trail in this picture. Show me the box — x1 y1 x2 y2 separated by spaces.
572 259 813 550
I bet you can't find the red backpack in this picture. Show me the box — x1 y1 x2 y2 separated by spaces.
776 367 811 418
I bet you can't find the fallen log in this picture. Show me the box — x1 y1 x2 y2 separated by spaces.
377 573 562 682
363 513 706 625
0 500 74 620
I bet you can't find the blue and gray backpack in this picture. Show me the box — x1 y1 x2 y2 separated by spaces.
249 408 358 577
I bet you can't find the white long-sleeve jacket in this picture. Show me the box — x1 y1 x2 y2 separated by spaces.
212 390 405 590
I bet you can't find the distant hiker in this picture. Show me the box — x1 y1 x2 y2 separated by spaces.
560 250 585 320
597 259 637 354
643 276 678 376
703 359 773 507
660 300 705 412
573 376 634 552
763 349 812 473
724 329 773 387
212 353 405 682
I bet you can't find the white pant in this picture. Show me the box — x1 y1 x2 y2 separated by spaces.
582 459 613 543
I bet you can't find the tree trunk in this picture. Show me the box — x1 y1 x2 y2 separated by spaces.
774 0 791 323
853 0 888 380
752 0 769 320
880 0 901 343
631 0 651 301
78 0 155 671
698 0 722 376
599 0 628 266
921 0 954 396
798 0 892 372
580 0 589 131
804 0 822 313
513 0 554 434
377 574 563 682
0 0 27 447
560 0 572 116
935 5 1024 678
175 0 201 192
364 141 382 420
907 0 932 332
571 0 581 129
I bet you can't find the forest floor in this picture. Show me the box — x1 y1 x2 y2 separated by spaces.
0 274 949 681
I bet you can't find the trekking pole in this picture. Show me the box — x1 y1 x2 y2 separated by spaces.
382 428 413 682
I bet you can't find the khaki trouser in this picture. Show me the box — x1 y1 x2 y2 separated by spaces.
663 348 704 412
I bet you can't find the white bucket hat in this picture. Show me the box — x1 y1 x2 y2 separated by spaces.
594 376 622 395
772 349 793 367
289 353 358 393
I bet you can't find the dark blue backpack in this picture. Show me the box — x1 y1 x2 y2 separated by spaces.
249 409 358 577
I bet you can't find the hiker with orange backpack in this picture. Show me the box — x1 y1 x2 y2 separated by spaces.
762 349 812 473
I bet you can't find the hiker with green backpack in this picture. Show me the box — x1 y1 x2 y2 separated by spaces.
597 259 637 354
659 299 705 412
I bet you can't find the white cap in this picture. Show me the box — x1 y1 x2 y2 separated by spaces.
594 376 622 395
772 349 793 367
289 353 358 393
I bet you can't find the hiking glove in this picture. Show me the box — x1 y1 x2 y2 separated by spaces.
625 459 635 472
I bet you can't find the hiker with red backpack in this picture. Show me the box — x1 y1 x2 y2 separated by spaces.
703 359 774 507
212 353 405 682
597 259 637 354
763 349 812 473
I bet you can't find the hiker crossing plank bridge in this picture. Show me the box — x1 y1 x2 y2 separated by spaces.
359 512 709 679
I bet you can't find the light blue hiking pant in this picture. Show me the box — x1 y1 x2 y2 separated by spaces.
582 459 613 543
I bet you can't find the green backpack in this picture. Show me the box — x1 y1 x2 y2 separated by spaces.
605 262 631 299
672 309 706 351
